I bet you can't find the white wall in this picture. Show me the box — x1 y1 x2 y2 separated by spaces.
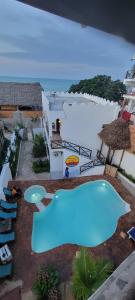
50 149 63 179
80 165 105 177
62 149 90 177
112 150 135 177
61 102 119 150
118 172 135 197
0 163 12 199
49 110 65 137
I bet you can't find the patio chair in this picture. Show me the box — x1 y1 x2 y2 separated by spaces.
0 199 17 210
0 232 15 244
0 219 12 233
127 227 135 241
0 210 16 220
0 262 12 278
3 187 13 200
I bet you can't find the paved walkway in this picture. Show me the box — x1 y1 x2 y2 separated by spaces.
16 132 50 180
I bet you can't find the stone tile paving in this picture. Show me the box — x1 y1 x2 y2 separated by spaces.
16 139 50 180
7 175 135 292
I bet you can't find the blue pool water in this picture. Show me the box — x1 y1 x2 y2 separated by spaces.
24 185 46 203
32 180 130 253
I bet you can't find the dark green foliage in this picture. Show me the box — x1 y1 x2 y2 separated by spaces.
31 115 39 122
10 134 21 178
32 159 50 173
33 134 46 158
0 138 10 173
69 75 126 102
72 248 113 300
32 266 61 300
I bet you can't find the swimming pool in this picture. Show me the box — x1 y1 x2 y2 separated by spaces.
32 180 130 253
24 185 46 204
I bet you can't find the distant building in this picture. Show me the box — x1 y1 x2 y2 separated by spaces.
0 82 43 112
42 91 120 179
123 56 135 113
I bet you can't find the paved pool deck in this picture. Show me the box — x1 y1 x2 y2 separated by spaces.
4 175 135 293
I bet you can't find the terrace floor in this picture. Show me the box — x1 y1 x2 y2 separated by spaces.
4 175 135 293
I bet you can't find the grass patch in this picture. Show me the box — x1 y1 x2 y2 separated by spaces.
32 159 50 173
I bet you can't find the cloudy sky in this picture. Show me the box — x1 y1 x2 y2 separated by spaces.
0 0 134 80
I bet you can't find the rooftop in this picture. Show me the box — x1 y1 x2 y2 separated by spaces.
5 175 135 293
0 82 43 107
46 92 119 111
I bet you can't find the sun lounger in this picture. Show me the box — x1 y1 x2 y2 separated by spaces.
0 232 15 244
0 219 12 233
0 210 16 220
3 187 13 198
127 227 135 241
0 262 12 278
0 199 17 210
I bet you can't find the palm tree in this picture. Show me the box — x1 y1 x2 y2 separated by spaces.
72 248 113 300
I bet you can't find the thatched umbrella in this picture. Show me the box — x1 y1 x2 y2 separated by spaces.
98 119 131 166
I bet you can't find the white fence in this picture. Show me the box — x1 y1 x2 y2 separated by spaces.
0 163 12 199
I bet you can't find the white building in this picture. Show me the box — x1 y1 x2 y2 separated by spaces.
123 56 135 113
42 91 120 179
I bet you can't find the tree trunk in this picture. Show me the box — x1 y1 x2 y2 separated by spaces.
119 150 125 168
110 150 115 165
107 146 111 164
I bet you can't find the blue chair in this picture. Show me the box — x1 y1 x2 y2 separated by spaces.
0 232 15 243
0 210 16 219
127 227 135 241
0 219 12 233
0 262 12 278
3 187 13 197
0 199 17 210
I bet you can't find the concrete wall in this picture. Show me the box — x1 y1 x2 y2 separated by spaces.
50 149 63 179
63 149 90 178
117 172 135 197
80 165 105 177
109 149 135 178
102 143 135 182
61 102 119 150
0 163 12 199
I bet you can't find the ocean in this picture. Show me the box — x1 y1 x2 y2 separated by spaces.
0 76 79 92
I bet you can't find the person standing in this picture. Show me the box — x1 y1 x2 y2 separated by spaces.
65 167 69 178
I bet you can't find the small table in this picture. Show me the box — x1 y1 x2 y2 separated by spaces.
0 244 12 263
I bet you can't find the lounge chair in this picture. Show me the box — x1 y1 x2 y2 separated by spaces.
0 262 12 278
0 219 12 233
3 187 13 200
0 199 17 210
0 210 16 220
0 232 15 244
127 227 135 241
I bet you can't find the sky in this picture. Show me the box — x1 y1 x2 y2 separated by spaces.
0 0 135 80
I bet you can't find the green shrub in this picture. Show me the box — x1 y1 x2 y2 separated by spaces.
32 266 61 300
72 248 113 300
31 115 39 122
33 134 46 158
0 138 10 173
32 159 50 173
9 134 21 178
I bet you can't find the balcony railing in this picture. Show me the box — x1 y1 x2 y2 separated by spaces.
51 139 92 159
125 70 135 80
